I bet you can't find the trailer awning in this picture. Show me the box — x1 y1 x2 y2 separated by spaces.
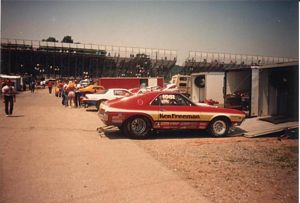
224 64 251 71
251 61 298 69
0 74 21 79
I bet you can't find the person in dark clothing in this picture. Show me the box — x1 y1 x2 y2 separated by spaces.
30 81 35 93
1 81 16 116
23 82 26 91
74 81 81 108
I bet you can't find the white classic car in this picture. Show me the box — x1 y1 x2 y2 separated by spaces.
81 88 133 110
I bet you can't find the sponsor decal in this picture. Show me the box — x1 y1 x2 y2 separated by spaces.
153 121 208 129
111 113 124 123
137 99 144 105
159 114 200 120
161 94 175 100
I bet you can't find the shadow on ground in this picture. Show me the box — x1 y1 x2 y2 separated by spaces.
101 128 246 140
86 109 98 112
6 115 25 118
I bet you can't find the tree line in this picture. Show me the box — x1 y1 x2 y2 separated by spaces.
42 36 74 43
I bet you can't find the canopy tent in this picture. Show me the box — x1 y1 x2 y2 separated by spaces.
0 74 21 79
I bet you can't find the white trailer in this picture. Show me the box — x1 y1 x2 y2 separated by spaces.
224 61 298 118
0 74 22 90
191 72 224 105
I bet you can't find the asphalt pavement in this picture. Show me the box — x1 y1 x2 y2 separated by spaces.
0 89 207 202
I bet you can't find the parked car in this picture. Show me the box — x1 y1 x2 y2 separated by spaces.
163 83 178 91
79 79 91 87
82 88 133 110
79 85 105 94
99 91 246 139
130 86 162 95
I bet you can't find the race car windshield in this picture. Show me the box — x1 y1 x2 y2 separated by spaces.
151 93 195 106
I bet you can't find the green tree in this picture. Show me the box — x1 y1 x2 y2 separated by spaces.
42 37 58 42
61 36 74 43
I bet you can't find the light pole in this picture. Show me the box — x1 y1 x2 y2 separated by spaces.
83 71 89 79
20 64 24 75
49 65 53 78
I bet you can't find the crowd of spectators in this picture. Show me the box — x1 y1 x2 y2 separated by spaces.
98 54 176 78
182 59 251 75
53 80 82 108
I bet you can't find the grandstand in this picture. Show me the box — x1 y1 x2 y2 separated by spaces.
0 39 177 79
183 51 298 74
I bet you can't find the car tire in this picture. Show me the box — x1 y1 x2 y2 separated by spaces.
96 100 107 111
96 101 101 111
123 116 151 139
208 117 229 137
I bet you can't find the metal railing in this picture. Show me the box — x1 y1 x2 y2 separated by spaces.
188 51 298 66
1 38 177 61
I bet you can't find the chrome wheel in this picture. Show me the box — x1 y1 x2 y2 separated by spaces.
124 117 151 139
130 118 147 136
209 118 229 137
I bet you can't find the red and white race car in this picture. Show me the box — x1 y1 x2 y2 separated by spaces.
98 91 246 139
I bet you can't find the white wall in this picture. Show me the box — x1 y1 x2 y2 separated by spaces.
251 68 259 117
148 78 157 87
191 74 203 102
191 72 224 104
206 73 224 104
258 69 269 116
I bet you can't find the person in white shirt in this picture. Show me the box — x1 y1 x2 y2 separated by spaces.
1 80 16 116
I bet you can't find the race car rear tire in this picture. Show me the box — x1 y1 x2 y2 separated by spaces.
123 116 151 139
208 117 229 137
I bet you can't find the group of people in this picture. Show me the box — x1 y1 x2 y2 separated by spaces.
54 80 81 108
1 78 85 117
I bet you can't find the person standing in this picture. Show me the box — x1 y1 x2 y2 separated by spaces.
58 81 63 97
48 81 53 94
1 80 16 116
30 80 35 93
62 82 68 107
74 81 81 108
67 81 75 107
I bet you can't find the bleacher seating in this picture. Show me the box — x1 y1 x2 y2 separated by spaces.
183 51 298 74
1 39 177 78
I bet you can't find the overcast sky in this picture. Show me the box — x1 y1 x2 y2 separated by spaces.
1 1 298 64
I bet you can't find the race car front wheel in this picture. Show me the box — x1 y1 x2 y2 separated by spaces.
208 118 229 137
124 116 151 139
96 99 107 111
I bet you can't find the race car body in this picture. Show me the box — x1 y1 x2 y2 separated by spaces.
79 85 105 94
82 88 133 110
99 91 246 138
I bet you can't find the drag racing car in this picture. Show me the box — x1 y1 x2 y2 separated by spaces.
98 91 246 139
81 88 133 110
